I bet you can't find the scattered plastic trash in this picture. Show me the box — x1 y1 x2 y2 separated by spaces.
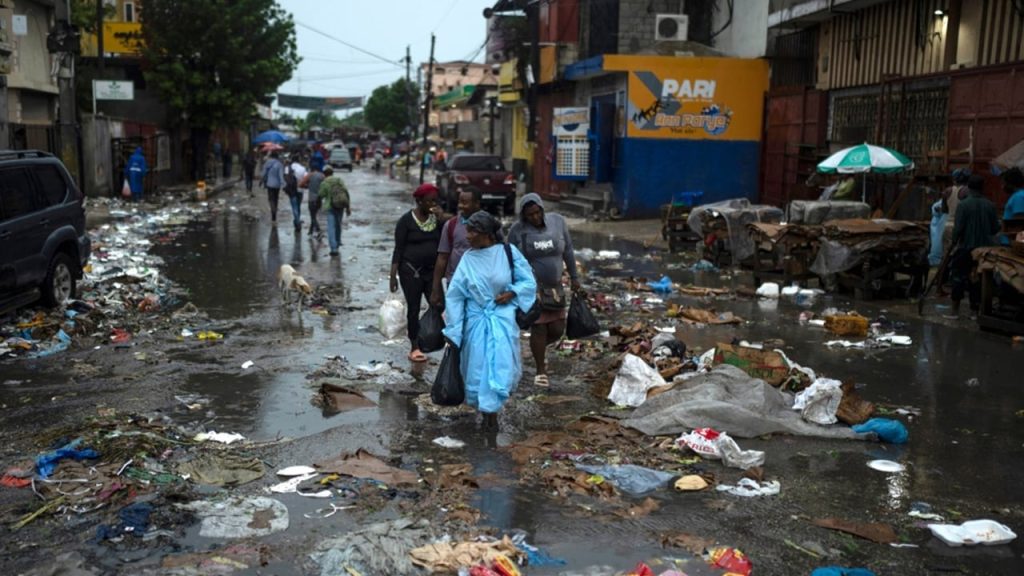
646 276 674 293
927 519 1017 547
781 285 801 297
410 538 523 573
241 360 255 369
311 518 432 575
270 473 318 494
715 478 780 497
96 502 152 541
866 459 905 473
193 431 246 444
181 496 289 538
676 427 723 458
36 439 99 478
792 378 843 425
811 567 877 576
674 475 710 491
875 334 912 346
607 354 666 408
596 250 621 260
852 418 908 444
378 294 407 339
510 531 566 566
574 464 675 496
432 436 466 449
689 259 718 272
715 433 766 470
755 282 780 298
706 547 753 575
197 330 223 340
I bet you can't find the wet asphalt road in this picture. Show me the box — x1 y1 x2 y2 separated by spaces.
2 166 1023 575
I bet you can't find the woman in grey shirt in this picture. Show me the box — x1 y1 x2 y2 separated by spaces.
507 193 580 387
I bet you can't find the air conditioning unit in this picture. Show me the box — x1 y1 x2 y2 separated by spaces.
655 14 689 42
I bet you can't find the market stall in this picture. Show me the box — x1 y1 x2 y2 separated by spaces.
687 199 784 267
811 219 929 300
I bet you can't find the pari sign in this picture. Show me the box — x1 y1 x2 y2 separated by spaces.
603 55 767 141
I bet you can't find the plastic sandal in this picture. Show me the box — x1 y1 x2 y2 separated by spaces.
534 374 549 387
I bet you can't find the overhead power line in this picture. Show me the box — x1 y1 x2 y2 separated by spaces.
295 21 405 69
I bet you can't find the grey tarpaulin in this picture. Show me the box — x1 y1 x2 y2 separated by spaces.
687 199 784 264
786 200 870 225
574 464 675 495
310 518 434 576
622 365 865 440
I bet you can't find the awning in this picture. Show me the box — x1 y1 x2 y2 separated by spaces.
435 85 475 108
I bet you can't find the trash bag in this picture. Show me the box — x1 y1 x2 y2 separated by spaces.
121 178 131 198
574 464 675 496
431 346 464 406
378 294 407 339
852 418 908 444
565 292 600 339
792 378 843 425
607 354 666 408
417 306 445 353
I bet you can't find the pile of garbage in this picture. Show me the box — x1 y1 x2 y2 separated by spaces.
0 203 213 359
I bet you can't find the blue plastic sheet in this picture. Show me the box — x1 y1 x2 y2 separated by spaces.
36 439 99 478
646 276 674 294
30 329 71 358
575 464 674 495
852 418 908 444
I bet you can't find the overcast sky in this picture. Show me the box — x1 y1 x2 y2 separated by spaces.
275 0 494 116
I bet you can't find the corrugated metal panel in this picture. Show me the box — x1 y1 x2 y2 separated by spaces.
821 0 950 90
761 89 828 206
980 0 1024 66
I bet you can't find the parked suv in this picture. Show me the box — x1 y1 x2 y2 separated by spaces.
437 154 516 216
0 150 91 314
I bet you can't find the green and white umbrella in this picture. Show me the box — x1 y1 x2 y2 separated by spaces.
817 143 914 174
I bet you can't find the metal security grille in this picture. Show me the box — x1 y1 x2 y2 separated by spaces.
555 135 589 179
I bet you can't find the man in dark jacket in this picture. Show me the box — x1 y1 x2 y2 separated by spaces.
949 174 1000 317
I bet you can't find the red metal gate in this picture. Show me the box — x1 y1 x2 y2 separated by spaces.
761 88 828 207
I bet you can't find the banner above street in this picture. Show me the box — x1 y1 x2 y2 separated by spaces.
276 94 363 110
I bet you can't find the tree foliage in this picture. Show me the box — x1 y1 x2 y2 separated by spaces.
364 78 419 136
139 0 300 130
306 109 339 130
340 111 367 128
71 0 114 34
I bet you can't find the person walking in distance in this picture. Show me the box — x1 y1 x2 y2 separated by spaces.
430 187 482 309
390 184 444 362
507 193 581 387
243 147 258 196
125 147 148 202
285 157 308 232
948 174 1000 318
260 151 285 223
300 164 325 239
317 166 350 256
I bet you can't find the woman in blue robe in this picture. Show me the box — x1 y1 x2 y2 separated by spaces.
442 211 536 430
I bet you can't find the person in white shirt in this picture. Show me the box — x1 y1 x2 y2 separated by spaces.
285 159 308 231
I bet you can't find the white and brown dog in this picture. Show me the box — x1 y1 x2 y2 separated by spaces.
278 264 313 310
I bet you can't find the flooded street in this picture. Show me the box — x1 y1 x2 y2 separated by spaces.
1 167 1022 575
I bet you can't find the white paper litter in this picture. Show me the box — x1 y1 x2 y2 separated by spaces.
241 360 255 369
716 478 780 497
193 431 246 444
755 282 780 299
432 436 465 449
269 473 318 494
276 465 317 477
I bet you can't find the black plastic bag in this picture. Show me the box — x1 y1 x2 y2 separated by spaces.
516 301 542 330
566 291 601 339
417 306 445 353
431 345 464 406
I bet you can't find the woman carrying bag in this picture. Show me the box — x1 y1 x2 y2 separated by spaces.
442 211 537 430
507 193 580 388
390 183 443 362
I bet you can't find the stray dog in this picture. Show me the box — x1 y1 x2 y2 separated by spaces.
278 264 313 310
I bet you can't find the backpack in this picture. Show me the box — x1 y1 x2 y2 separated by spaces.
323 178 350 210
284 166 298 196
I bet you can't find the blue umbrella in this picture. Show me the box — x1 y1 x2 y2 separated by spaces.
252 130 289 145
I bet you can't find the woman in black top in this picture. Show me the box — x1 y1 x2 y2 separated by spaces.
390 183 443 362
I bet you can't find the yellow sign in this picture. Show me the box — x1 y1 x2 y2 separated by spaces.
603 55 768 141
81 22 143 56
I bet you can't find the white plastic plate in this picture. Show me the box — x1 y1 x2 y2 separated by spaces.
927 520 1017 547
867 459 905 473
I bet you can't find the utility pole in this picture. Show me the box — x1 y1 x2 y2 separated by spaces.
54 1 80 182
404 45 412 182
0 76 8 149
418 34 435 185
96 0 105 74
488 97 496 154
